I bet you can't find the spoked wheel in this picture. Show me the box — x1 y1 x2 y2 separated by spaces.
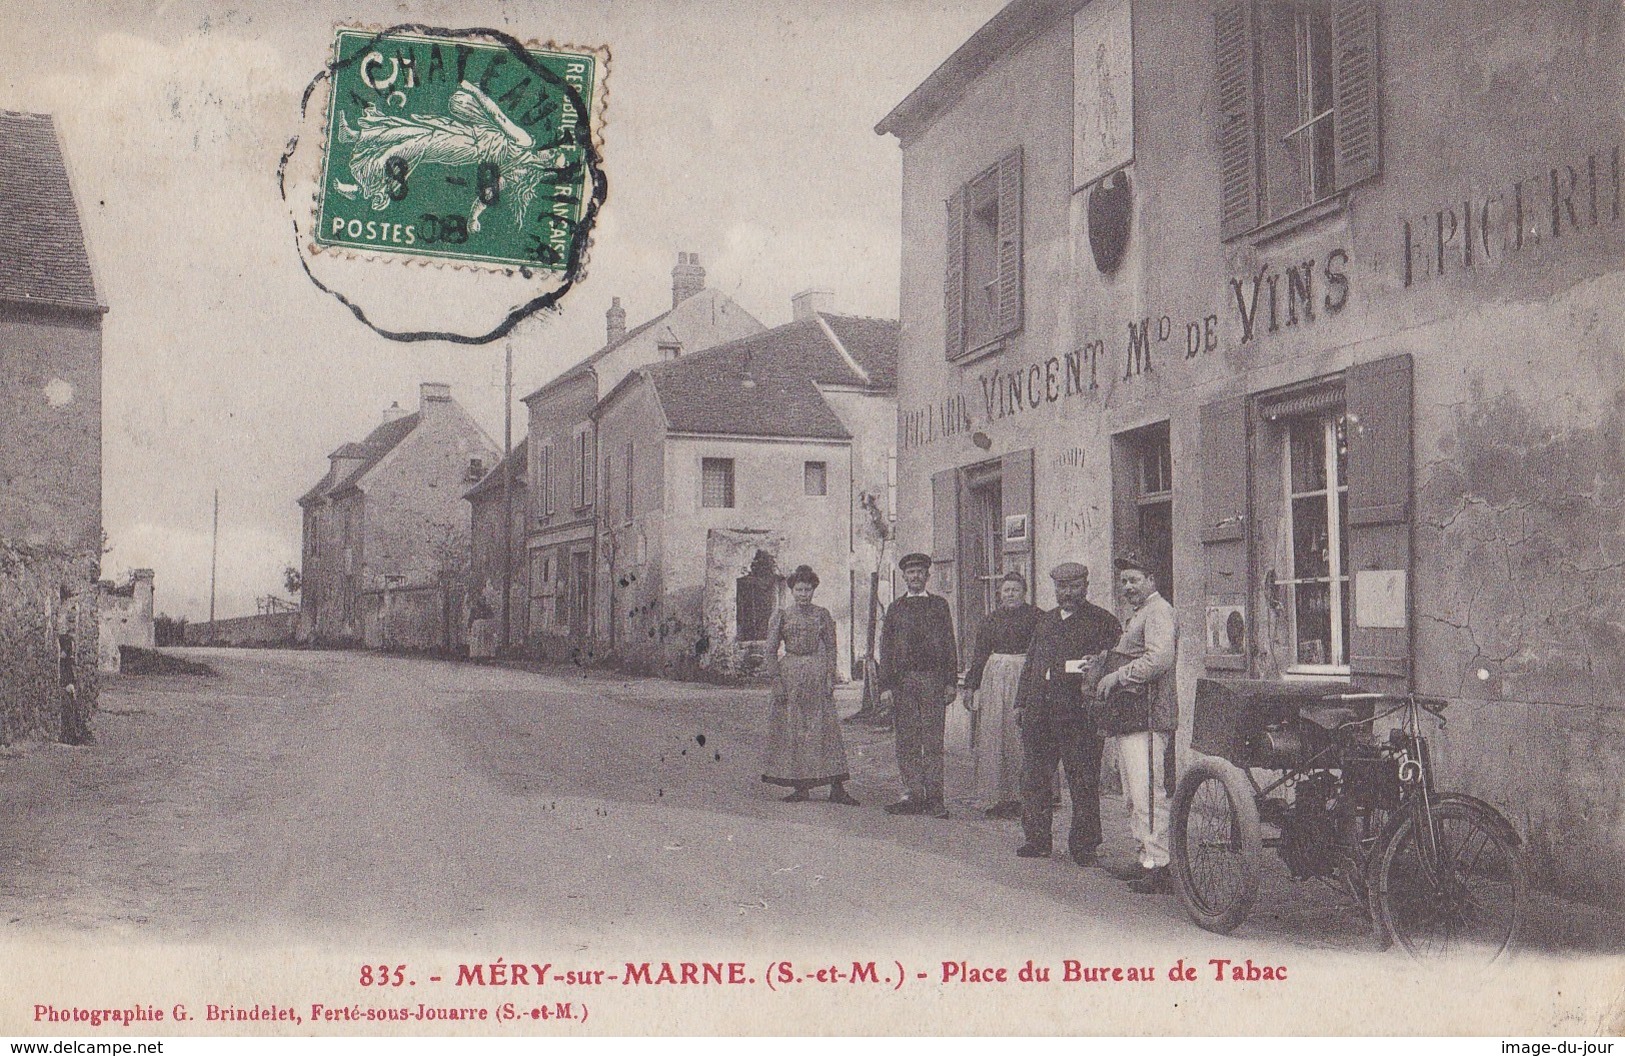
1373 799 1528 962
1170 757 1262 934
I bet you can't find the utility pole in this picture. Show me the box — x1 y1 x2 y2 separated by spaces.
500 338 514 656
208 488 219 643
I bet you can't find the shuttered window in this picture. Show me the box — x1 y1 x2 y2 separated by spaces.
540 445 553 516
1214 0 1381 239
702 458 735 509
945 147 1022 359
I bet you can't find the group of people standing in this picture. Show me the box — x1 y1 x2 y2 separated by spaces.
758 550 1180 895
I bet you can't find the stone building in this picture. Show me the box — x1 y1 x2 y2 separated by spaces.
297 383 498 651
463 441 527 656
97 569 154 672
517 252 764 661
592 295 898 681
878 0 1625 901
0 110 104 743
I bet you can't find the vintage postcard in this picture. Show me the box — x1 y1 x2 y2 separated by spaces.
1 0 1623 1039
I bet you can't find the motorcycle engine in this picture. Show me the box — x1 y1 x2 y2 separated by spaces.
1278 773 1341 878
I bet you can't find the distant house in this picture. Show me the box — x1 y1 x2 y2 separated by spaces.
516 252 765 661
97 569 154 673
297 383 498 651
463 440 527 655
0 110 105 742
592 293 898 680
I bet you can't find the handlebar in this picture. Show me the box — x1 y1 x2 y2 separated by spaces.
1320 691 1451 728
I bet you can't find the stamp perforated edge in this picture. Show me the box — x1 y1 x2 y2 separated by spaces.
302 25 611 278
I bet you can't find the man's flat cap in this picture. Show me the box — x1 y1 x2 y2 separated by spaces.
1114 550 1151 574
898 552 933 571
1049 561 1089 582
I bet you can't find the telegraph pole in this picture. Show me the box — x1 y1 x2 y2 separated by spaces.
208 488 219 642
500 339 514 656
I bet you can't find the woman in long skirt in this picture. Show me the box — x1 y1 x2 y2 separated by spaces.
962 570 1041 818
761 565 858 805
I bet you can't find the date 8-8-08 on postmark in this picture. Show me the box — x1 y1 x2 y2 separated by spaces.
314 27 598 271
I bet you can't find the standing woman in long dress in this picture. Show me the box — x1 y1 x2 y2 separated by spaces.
761 565 859 805
962 570 1041 818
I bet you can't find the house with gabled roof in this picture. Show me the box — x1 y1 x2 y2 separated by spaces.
591 292 898 681
0 110 105 743
515 252 764 661
462 439 527 655
297 383 497 650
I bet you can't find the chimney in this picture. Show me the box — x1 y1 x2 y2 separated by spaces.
791 288 834 322
419 382 452 413
671 251 706 307
381 400 407 423
606 296 627 343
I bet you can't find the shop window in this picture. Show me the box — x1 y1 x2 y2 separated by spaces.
945 148 1022 360
1215 0 1381 240
736 551 779 641
1112 422 1174 604
1282 410 1350 669
702 458 735 508
803 460 827 496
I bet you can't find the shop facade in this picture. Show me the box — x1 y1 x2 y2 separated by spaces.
879 0 1625 901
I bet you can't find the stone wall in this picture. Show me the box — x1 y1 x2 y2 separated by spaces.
0 542 97 744
185 611 296 647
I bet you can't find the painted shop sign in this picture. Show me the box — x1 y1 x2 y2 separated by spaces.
899 247 1353 450
1401 142 1621 287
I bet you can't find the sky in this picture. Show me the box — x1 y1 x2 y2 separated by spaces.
0 0 1005 620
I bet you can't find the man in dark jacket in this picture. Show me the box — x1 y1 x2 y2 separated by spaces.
878 552 958 818
1014 562 1121 864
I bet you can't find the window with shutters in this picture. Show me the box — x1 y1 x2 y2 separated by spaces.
573 427 593 510
1215 0 1381 240
702 458 735 509
945 148 1022 360
624 441 635 522
539 445 554 517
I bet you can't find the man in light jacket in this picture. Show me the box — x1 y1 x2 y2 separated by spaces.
1094 550 1178 894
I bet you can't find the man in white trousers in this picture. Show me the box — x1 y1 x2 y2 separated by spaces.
1094 551 1179 894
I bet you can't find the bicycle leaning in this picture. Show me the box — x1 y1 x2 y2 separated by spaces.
1168 679 1529 961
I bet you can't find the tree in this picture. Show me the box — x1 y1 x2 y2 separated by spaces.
283 565 302 596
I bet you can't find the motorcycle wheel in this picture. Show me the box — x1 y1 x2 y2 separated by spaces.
1373 798 1528 962
1170 756 1262 934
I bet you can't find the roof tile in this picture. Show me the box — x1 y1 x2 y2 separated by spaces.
0 111 100 311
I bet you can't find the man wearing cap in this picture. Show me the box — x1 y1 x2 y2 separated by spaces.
1013 562 1121 864
877 552 959 818
1095 552 1179 894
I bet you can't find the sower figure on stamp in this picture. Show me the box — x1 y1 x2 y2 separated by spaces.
1094 551 1180 894
1014 562 1120 864
878 552 958 819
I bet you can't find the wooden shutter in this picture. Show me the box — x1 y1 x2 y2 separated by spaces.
1109 434 1140 561
581 428 595 508
1345 353 1412 686
1000 448 1034 561
1332 0 1381 190
931 468 959 568
1214 1 1259 240
944 187 966 359
995 147 1023 338
1200 396 1250 670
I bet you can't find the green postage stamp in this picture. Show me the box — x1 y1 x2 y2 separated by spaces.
315 28 597 271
